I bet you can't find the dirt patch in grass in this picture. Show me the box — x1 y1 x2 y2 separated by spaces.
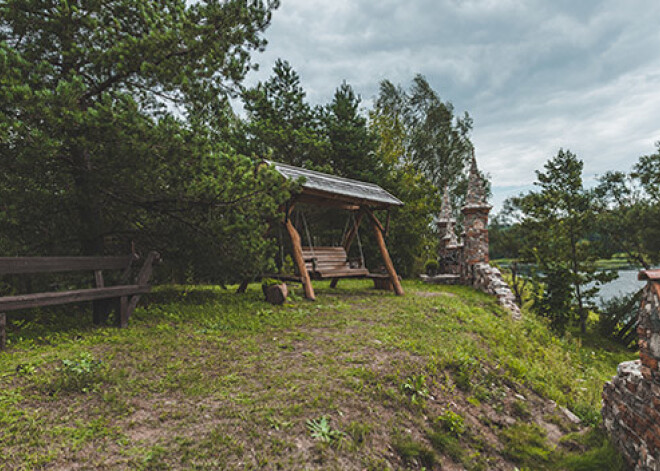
0 280 630 470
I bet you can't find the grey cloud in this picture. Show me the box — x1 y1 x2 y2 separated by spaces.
245 0 660 210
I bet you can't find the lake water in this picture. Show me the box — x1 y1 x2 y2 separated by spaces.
594 269 645 304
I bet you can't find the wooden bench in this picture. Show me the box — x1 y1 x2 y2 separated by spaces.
302 246 369 280
0 252 159 350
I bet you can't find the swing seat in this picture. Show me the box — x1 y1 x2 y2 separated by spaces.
301 246 370 279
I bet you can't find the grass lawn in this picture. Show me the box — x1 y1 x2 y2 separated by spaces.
0 280 634 470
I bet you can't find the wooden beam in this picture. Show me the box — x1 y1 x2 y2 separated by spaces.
298 187 393 210
330 212 364 288
293 195 360 211
366 209 404 296
0 285 151 312
0 255 136 275
284 217 315 301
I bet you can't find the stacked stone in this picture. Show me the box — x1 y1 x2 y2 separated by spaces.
472 263 522 320
424 149 522 319
638 279 660 382
461 151 491 273
436 186 462 274
603 277 660 470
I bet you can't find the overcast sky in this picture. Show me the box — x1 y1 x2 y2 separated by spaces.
243 0 660 212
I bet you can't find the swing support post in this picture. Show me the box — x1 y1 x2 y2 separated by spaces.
284 205 316 301
365 208 404 296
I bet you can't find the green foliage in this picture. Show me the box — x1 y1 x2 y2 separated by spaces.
392 433 437 468
435 409 465 436
374 75 474 194
499 423 551 466
53 352 105 393
306 416 345 444
0 0 288 285
509 149 615 333
241 59 328 169
597 291 641 348
595 149 660 266
401 374 430 404
552 429 625 471
424 259 439 276
511 400 531 419
0 281 632 468
345 421 372 447
426 429 465 465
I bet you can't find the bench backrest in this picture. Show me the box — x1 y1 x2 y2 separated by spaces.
0 255 138 275
301 246 349 272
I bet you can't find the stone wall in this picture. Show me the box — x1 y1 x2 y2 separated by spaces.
471 263 522 320
603 279 660 470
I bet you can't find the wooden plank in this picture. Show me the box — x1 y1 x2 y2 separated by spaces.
0 255 136 275
299 187 395 210
285 218 316 301
94 270 105 287
366 209 404 296
316 269 369 277
0 313 5 350
0 285 151 312
294 194 360 211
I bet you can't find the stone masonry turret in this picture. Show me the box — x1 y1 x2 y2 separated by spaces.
423 149 521 319
461 151 492 270
437 186 458 252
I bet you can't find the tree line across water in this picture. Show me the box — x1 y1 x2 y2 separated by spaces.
489 145 660 338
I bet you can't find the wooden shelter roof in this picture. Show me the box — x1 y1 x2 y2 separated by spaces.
266 160 403 209
639 270 660 281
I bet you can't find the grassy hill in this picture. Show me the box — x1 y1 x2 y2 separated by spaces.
0 280 634 470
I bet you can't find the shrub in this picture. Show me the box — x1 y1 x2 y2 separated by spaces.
52 352 105 393
425 259 439 276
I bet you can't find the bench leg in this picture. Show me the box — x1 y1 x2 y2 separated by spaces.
236 280 249 293
330 278 339 288
0 313 6 350
93 299 113 325
119 296 129 329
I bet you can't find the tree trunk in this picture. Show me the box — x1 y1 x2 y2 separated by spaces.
72 147 108 324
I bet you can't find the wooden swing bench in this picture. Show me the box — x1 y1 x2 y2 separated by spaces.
302 246 369 279
241 161 405 301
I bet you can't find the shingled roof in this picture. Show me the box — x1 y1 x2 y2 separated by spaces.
639 270 660 282
267 161 403 209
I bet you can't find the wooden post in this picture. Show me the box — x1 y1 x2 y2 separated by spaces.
366 209 404 296
119 296 128 328
236 280 249 294
0 313 6 350
284 216 315 301
92 270 110 325
125 251 159 323
331 211 364 289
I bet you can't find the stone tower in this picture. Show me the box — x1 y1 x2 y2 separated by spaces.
461 151 491 277
437 186 458 253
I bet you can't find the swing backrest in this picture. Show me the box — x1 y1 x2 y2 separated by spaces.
301 246 369 279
